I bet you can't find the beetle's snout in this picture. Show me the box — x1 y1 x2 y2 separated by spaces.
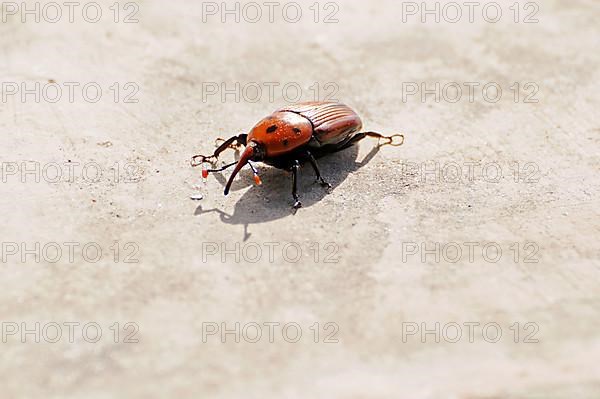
224 142 265 196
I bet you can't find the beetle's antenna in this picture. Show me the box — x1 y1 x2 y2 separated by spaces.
248 161 262 186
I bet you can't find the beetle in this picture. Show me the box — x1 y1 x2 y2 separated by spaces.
191 101 404 209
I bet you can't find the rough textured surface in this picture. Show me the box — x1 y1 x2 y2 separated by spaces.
1 0 599 398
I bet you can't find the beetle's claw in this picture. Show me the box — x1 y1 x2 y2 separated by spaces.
190 155 204 167
191 154 217 167
316 179 332 191
293 201 302 210
380 134 405 147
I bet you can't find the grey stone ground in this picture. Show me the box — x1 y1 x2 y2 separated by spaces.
1 0 599 398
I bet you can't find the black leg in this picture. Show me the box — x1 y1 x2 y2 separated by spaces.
191 134 248 167
291 160 302 209
305 150 332 189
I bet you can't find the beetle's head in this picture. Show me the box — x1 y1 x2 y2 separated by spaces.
224 141 265 195
246 140 266 161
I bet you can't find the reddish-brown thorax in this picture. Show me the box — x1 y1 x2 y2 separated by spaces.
247 111 313 157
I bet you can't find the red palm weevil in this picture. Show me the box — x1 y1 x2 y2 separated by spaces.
191 101 404 209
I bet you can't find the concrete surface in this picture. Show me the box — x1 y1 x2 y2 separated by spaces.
1 0 600 398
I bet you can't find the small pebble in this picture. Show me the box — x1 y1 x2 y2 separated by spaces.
190 194 204 201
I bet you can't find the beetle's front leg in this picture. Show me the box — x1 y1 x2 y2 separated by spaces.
191 134 248 167
305 150 332 190
290 159 302 210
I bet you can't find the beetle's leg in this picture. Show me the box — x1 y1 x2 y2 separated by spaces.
213 134 248 156
215 136 246 151
191 134 248 167
305 150 332 190
291 160 302 209
335 131 404 152
362 132 404 147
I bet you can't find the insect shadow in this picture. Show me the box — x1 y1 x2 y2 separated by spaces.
194 144 381 240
